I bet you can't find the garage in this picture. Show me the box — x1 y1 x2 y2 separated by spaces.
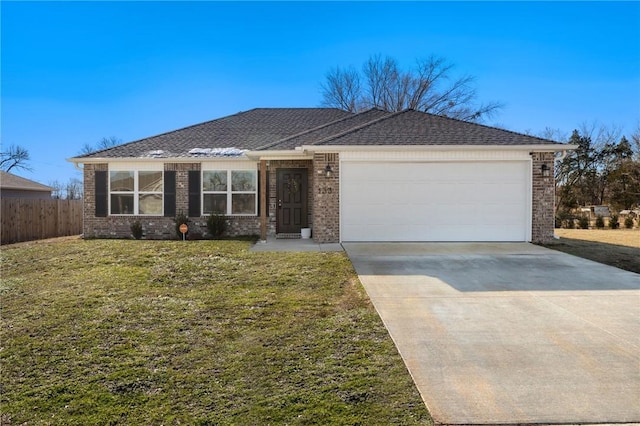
341 160 531 242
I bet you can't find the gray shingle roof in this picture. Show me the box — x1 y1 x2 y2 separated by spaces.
75 108 352 159
257 108 391 150
309 109 560 146
0 171 54 192
73 107 560 161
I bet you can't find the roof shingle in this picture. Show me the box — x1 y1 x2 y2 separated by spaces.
72 107 560 161
0 171 54 192
310 109 560 146
76 108 352 159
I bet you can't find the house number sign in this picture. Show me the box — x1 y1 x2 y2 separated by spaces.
318 186 333 194
179 224 188 241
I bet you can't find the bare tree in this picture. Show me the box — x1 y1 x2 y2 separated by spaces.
578 121 622 152
320 66 362 112
320 54 503 122
1 144 32 173
49 180 63 199
79 136 121 155
632 122 640 161
538 127 569 142
66 178 83 200
49 178 83 199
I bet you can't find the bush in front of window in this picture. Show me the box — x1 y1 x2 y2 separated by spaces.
130 221 143 240
609 214 620 229
207 214 227 239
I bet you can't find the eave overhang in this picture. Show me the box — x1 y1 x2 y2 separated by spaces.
244 148 312 161
300 144 577 153
68 144 577 166
67 156 258 165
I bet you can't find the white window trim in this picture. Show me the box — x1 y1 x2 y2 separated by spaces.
202 168 258 216
108 166 164 216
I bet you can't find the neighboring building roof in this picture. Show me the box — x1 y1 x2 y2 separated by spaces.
306 109 560 147
71 107 562 162
75 108 352 159
0 171 54 192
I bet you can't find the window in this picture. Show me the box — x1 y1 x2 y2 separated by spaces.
203 170 257 215
110 170 163 215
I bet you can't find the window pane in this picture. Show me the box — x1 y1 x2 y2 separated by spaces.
231 171 256 191
203 194 227 215
110 171 134 191
111 194 134 214
203 171 227 191
139 194 162 215
232 194 256 214
139 171 162 192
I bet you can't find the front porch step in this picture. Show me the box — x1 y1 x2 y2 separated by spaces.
276 233 301 239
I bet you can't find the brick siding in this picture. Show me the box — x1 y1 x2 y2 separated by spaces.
83 162 259 239
84 152 556 243
311 153 340 243
531 152 556 244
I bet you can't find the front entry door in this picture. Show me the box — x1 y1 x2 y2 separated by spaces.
277 169 308 234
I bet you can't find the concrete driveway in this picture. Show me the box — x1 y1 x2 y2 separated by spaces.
344 242 640 425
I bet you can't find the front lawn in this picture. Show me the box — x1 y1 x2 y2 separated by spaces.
0 239 431 425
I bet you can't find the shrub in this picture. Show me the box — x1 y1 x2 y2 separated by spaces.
130 221 143 240
624 216 634 229
609 214 620 229
578 215 590 229
595 215 605 229
174 213 190 239
554 216 563 229
206 214 227 238
564 217 575 229
556 210 571 228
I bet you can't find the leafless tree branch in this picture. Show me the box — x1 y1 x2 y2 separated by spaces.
320 54 503 122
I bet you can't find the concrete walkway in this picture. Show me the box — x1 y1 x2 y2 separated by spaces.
249 237 343 252
344 242 640 425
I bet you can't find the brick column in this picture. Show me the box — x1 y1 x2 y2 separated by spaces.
531 152 555 244
165 163 200 217
312 153 340 243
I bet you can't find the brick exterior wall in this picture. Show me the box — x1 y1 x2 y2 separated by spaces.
83 162 259 240
531 152 556 244
84 152 555 243
311 153 340 243
165 162 200 218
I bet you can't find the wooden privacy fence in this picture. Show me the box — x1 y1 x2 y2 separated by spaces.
1 198 83 244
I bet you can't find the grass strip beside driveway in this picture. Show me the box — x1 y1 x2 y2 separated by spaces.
1 239 431 425
544 229 640 274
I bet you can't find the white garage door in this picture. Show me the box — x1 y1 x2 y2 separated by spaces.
341 161 530 242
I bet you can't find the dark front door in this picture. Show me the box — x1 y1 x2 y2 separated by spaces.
277 169 308 234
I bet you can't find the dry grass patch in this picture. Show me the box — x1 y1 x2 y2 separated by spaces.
554 228 640 248
545 229 640 273
0 239 431 425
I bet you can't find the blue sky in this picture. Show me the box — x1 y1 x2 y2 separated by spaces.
2 1 639 187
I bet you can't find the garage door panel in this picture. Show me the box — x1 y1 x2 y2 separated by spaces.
341 161 529 242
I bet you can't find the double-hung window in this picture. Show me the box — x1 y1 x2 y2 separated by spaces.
202 169 257 215
109 168 163 215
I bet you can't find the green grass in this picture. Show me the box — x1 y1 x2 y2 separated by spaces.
1 239 431 425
